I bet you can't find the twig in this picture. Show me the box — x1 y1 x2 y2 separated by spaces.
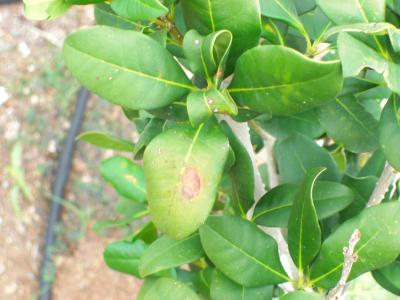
327 229 362 300
250 122 279 188
222 118 298 290
367 163 399 207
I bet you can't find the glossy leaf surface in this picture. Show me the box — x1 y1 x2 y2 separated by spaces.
274 134 341 184
142 277 201 300
77 131 135 152
103 240 147 277
180 0 261 70
229 46 343 115
317 97 379 153
199 216 288 287
211 270 273 300
311 202 400 288
254 181 354 227
288 168 323 269
111 0 168 21
63 26 193 110
379 96 400 171
139 234 204 277
100 156 146 202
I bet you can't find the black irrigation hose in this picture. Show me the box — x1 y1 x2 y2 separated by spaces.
39 87 90 300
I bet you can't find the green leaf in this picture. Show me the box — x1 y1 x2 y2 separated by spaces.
139 233 204 277
199 215 289 287
317 97 379 153
372 260 400 295
337 33 400 94
229 46 343 115
77 131 135 152
254 181 354 227
111 0 168 21
93 203 148 234
183 30 207 77
201 30 233 84
23 0 70 20
134 118 164 158
274 134 341 184
358 149 386 177
257 110 324 139
64 0 103 4
311 201 400 288
220 121 255 214
260 0 307 37
346 272 400 300
211 270 273 300
317 0 385 25
100 156 146 202
142 277 201 300
299 7 332 41
143 122 229 239
280 291 325 299
180 0 261 71
187 88 238 127
322 22 400 51
63 26 193 110
127 222 158 244
288 168 324 269
103 239 147 277
95 3 145 31
137 278 158 300
339 175 377 221
379 95 400 171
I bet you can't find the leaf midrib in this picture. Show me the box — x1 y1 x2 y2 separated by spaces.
140 234 201 275
204 224 290 281
65 43 196 91
228 71 335 93
334 98 374 134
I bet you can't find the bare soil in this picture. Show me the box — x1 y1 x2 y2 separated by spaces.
0 4 141 299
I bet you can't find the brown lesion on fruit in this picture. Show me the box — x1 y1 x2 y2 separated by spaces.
181 167 202 201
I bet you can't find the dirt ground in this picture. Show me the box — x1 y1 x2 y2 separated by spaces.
0 4 141 300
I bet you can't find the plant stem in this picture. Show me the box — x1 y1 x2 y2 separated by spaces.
326 229 362 300
156 16 184 45
367 163 399 207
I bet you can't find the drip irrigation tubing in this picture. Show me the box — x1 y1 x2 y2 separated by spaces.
38 87 90 300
